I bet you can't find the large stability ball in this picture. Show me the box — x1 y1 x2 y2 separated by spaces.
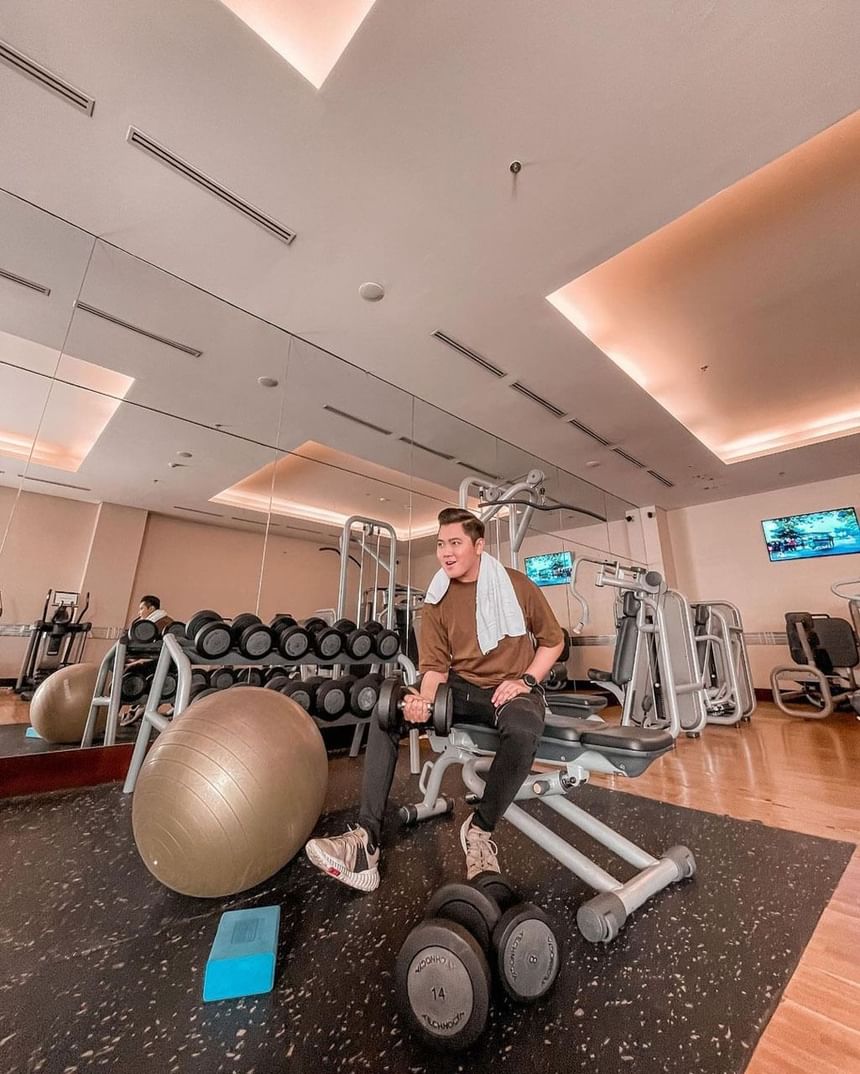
30 663 103 743
131 687 328 897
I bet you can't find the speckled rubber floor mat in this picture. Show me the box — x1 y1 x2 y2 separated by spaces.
0 753 851 1074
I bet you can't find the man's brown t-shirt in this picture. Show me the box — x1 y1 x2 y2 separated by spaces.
418 567 564 689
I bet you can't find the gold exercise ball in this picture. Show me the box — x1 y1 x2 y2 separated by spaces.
30 663 104 743
131 687 328 897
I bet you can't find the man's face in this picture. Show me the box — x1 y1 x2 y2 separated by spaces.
436 523 484 582
138 601 152 619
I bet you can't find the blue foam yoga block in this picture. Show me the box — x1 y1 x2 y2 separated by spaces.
203 905 280 1002
25 726 42 739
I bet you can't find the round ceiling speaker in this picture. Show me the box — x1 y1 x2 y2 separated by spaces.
359 281 385 302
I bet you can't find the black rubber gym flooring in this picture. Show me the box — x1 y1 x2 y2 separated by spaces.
0 752 852 1074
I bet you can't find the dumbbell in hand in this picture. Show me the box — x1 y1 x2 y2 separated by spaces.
375 677 453 736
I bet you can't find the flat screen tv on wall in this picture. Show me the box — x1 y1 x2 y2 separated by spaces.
761 507 860 562
523 550 573 587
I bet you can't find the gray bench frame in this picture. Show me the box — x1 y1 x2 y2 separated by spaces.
402 718 695 943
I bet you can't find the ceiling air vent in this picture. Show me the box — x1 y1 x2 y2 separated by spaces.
568 418 611 447
173 505 223 518
127 126 296 244
75 301 202 358
399 436 456 461
456 460 501 481
509 382 565 418
0 39 95 115
648 469 675 488
19 474 91 491
231 516 270 526
432 332 506 379
612 447 646 469
0 267 51 296
323 405 392 436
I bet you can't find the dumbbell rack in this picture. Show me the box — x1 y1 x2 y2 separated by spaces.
123 634 416 794
82 635 163 748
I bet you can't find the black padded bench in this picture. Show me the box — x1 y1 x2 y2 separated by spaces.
453 715 674 776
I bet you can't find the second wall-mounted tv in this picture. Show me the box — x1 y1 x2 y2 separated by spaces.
761 507 860 562
524 550 573 587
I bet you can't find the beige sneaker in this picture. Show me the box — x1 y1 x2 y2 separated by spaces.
460 813 500 880
305 825 380 892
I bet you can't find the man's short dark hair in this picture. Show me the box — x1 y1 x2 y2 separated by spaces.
140 595 160 610
437 508 485 544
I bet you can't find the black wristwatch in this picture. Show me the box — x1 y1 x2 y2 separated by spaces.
521 673 540 690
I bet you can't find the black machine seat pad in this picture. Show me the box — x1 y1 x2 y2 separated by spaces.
587 668 613 682
578 725 674 753
452 715 673 755
546 692 608 713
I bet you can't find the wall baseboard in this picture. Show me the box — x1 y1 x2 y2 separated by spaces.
0 744 132 799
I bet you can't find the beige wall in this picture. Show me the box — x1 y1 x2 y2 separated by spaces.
129 514 301 624
0 489 425 678
129 513 414 627
0 488 100 677
80 503 149 665
665 472 860 686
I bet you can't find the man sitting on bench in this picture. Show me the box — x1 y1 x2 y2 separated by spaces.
305 507 565 892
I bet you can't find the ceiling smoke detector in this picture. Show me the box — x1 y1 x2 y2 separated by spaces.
359 282 385 302
257 376 279 388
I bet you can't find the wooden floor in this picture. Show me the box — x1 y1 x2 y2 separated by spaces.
2 689 858 1071
593 704 860 1074
0 688 30 725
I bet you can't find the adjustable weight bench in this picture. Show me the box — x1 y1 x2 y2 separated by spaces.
401 713 696 943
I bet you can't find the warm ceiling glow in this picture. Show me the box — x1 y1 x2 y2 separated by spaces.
547 109 860 465
219 0 376 88
212 441 462 539
0 334 134 471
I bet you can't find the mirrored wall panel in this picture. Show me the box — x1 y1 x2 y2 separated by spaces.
1 189 647 760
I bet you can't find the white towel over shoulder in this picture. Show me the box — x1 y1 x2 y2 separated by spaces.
425 553 527 654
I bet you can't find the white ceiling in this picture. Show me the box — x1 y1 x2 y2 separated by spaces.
1 0 859 512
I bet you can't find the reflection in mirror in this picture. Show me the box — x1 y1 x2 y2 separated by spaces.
0 190 95 536
0 191 96 753
0 193 650 759
0 389 286 756
65 239 290 439
1 218 297 756
252 344 427 706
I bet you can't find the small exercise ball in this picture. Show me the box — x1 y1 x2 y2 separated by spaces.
131 688 328 897
30 663 103 743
